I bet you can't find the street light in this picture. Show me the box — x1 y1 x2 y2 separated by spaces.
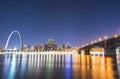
86 44 89 46
104 36 108 54
91 41 94 44
104 36 108 39
94 40 97 43
114 35 118 38
98 38 102 41
81 45 84 47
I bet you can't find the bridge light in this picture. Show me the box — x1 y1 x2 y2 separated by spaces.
94 40 97 43
81 45 84 47
104 36 108 39
91 41 94 44
98 38 102 41
114 35 118 38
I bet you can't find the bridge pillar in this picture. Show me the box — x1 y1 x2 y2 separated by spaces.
85 49 90 55
104 46 116 55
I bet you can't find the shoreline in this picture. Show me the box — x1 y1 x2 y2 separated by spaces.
0 51 77 55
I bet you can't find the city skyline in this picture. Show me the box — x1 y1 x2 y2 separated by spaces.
1 30 73 49
0 0 120 47
0 30 73 52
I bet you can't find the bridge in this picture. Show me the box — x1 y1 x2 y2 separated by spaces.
79 35 120 55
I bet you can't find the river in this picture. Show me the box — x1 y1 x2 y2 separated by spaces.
0 54 120 79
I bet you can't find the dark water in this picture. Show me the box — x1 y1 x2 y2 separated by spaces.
0 54 120 79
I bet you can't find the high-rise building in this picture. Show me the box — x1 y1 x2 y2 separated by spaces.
38 45 44 51
32 46 38 52
62 43 72 51
48 39 54 44
44 39 59 51
23 45 30 52
0 47 4 52
32 45 44 51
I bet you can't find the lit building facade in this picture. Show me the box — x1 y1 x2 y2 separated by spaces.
62 43 72 51
44 39 58 51
23 45 30 52
0 47 4 52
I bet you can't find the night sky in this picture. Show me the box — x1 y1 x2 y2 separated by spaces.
0 0 120 48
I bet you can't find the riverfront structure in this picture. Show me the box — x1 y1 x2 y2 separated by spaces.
79 35 120 55
0 31 78 55
1 31 72 51
1 31 120 56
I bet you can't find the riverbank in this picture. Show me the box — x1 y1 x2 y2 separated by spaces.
0 51 78 55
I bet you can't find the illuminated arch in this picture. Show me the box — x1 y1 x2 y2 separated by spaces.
81 49 85 54
90 47 104 54
5 31 23 51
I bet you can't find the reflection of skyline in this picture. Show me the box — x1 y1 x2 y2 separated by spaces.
1 54 120 79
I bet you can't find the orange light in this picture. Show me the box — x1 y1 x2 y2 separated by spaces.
114 35 118 38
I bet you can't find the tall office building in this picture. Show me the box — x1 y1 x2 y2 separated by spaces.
44 39 58 51
62 43 72 51
23 45 30 52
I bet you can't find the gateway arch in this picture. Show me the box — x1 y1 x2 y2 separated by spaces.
4 31 23 51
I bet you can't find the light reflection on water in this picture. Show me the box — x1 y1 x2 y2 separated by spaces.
0 54 120 79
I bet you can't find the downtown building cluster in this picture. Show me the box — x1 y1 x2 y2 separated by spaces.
23 39 72 52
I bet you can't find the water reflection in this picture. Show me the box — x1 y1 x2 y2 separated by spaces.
0 54 120 79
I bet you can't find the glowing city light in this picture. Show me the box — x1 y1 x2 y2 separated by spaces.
104 36 108 39
114 35 118 38
98 38 102 41
94 40 97 43
91 41 94 44
81 45 85 47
